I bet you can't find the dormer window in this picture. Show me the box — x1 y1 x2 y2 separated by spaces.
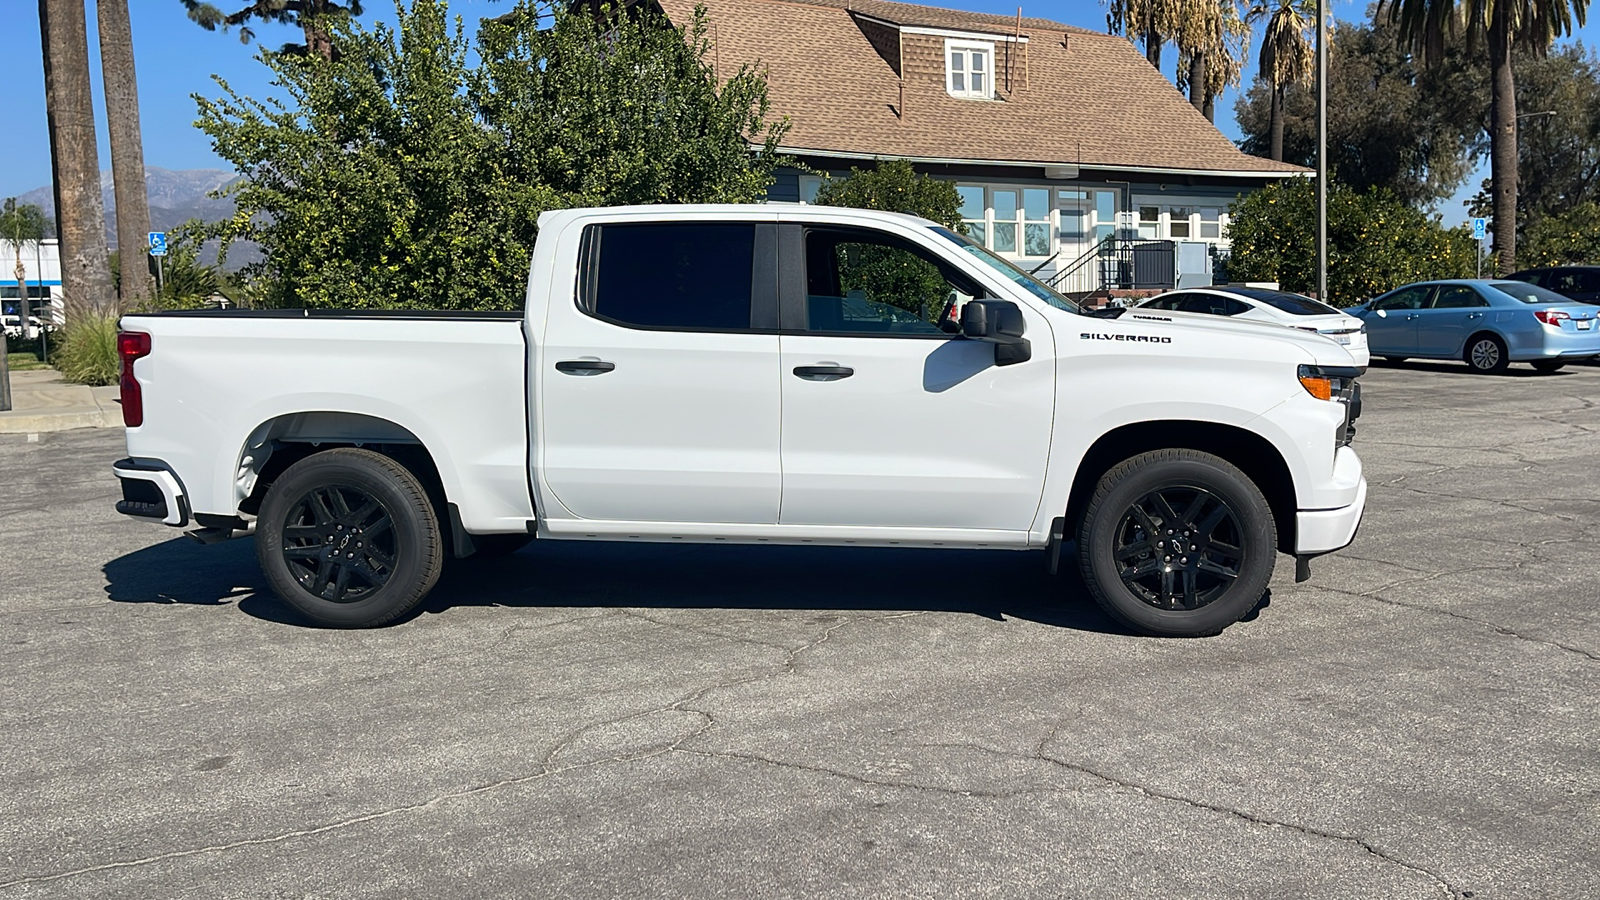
946 40 993 99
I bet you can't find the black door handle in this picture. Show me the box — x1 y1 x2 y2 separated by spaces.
555 360 616 375
793 365 854 381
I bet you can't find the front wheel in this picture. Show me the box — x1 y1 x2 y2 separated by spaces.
1465 334 1509 374
1531 360 1566 374
256 448 444 627
1077 450 1277 637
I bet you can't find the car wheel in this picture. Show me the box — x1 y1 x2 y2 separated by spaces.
1465 333 1509 374
256 448 444 627
1531 360 1566 374
1077 450 1276 637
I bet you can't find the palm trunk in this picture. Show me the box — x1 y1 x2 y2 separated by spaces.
1188 50 1208 118
39 0 115 323
1145 27 1162 70
1270 83 1286 162
1487 3 1517 272
98 0 152 309
302 0 336 61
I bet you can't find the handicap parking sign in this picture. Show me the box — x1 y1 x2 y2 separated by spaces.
148 232 167 257
1471 218 1487 241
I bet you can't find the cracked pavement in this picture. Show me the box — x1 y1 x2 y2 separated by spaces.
1 359 1597 898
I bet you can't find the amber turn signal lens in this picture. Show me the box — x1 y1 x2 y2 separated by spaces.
1298 374 1333 401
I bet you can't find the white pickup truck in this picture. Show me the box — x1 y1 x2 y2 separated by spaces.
112 204 1365 637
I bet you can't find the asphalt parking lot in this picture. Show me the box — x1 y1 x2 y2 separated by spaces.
1 359 1597 899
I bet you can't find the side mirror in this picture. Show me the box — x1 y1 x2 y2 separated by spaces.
960 299 1031 366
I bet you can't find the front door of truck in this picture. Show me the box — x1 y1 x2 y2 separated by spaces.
774 224 1055 532
538 221 782 524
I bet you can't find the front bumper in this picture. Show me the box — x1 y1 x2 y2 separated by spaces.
1296 477 1367 555
112 458 189 527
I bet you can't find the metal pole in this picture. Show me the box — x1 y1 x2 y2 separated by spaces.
1316 0 1328 302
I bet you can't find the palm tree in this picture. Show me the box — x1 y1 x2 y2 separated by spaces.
1380 0 1590 271
180 1 365 60
38 0 116 322
1108 0 1186 69
1248 0 1316 162
99 0 153 307
1177 1 1252 122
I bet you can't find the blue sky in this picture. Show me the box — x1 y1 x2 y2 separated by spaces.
3 0 1595 219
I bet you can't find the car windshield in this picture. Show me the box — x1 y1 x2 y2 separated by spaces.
1490 281 1574 305
932 227 1080 314
1249 291 1341 316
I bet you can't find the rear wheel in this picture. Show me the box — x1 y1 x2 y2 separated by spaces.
1077 450 1276 637
256 448 444 627
1531 360 1566 374
1465 334 1509 374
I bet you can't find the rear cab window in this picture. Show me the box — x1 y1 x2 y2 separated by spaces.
580 222 767 330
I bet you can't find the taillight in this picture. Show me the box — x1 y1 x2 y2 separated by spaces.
1534 309 1570 328
118 331 151 427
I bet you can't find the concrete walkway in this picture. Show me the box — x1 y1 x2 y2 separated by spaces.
0 368 122 434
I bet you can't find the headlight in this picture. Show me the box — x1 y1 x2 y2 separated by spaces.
1298 364 1359 401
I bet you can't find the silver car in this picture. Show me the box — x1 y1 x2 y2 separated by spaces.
1348 280 1600 374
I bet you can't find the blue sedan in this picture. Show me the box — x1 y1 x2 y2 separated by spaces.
1348 280 1600 374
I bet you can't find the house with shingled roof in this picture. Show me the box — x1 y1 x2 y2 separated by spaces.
654 0 1308 292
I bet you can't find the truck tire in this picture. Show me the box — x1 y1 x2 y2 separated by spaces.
1077 450 1276 637
255 448 444 627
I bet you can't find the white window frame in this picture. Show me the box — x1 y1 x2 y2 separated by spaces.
945 40 994 100
956 183 1056 260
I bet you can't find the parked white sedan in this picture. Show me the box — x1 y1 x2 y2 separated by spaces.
1132 287 1370 368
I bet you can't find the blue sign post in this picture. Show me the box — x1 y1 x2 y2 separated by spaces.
148 232 167 296
1471 218 1487 277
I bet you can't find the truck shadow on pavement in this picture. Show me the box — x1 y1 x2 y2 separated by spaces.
103 536 1271 635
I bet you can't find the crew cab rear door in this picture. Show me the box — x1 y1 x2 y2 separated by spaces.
774 223 1055 532
537 220 782 524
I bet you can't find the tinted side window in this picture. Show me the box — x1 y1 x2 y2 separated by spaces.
1180 294 1249 316
1430 286 1488 309
1374 286 1431 311
801 228 958 335
1141 295 1185 311
588 223 756 330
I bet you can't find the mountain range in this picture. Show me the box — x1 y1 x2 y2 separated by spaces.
14 166 241 248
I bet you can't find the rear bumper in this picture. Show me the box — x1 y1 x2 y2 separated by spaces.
1296 477 1367 555
112 458 190 527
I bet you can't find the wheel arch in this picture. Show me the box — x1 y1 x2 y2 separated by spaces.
1461 328 1507 360
1064 420 1298 554
235 412 451 541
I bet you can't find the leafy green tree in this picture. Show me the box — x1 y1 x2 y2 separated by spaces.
474 1 787 209
1519 201 1600 265
0 199 53 242
813 159 966 321
1378 0 1592 271
195 0 784 310
1226 176 1478 305
1236 18 1483 206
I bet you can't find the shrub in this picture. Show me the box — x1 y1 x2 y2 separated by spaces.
813 158 966 229
1226 177 1479 306
1519 203 1600 268
56 315 121 386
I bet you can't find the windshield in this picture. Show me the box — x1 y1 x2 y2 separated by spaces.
932 227 1080 314
1490 281 1576 305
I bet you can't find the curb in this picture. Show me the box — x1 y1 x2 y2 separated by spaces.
0 408 117 435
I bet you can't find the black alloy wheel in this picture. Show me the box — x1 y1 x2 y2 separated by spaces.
1077 449 1276 637
256 448 443 627
1112 485 1244 611
280 485 398 603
